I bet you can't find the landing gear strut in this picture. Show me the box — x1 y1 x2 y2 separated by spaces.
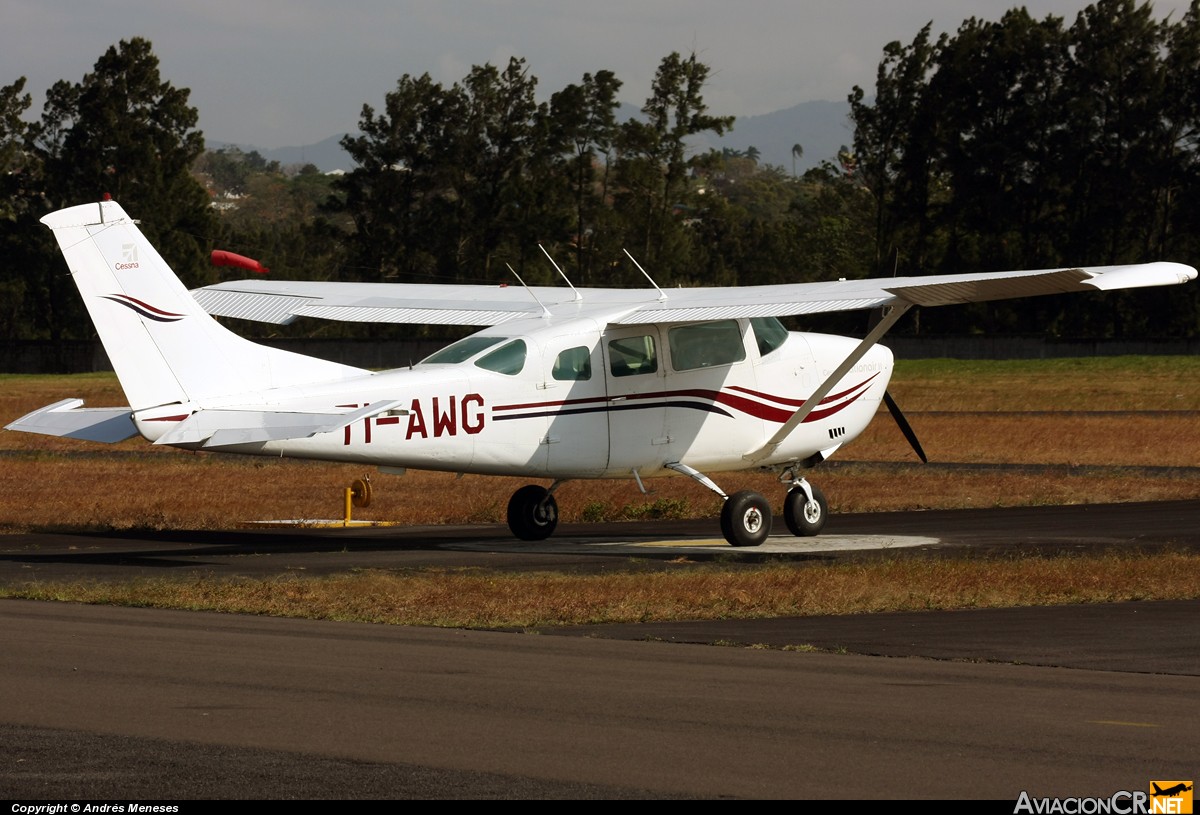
506 483 560 541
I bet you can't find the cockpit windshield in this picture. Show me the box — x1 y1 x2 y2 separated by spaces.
420 336 508 365
749 317 789 357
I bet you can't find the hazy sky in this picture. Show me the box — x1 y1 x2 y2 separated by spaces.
2 1 1192 148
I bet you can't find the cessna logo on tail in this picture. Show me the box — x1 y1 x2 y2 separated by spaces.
115 243 140 270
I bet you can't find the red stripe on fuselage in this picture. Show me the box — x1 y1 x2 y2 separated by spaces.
493 377 878 424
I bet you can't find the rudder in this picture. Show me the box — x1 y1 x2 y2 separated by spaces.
41 199 367 410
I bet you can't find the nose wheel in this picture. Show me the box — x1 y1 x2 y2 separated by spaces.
784 482 827 537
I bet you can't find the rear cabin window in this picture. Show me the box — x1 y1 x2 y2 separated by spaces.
668 320 746 371
552 346 592 381
474 339 527 375
750 317 789 357
608 335 658 377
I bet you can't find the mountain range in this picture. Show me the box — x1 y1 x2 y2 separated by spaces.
208 99 854 176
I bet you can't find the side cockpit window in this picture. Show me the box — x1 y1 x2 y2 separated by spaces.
668 320 746 371
608 335 658 377
552 346 592 381
749 316 789 358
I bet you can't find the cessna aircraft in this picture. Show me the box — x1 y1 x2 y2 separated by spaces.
7 199 1197 545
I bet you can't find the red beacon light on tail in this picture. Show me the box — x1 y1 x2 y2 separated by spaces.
211 250 269 275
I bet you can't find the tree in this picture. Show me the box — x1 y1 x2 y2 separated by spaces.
0 77 31 182
452 58 553 278
849 2 1198 338
615 51 734 278
849 24 943 279
0 77 34 344
336 59 557 284
336 72 461 282
549 70 623 281
1059 0 1167 268
194 146 282 196
0 40 214 354
30 37 214 286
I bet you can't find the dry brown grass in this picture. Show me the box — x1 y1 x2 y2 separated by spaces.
2 359 1199 532
9 551 1198 628
886 357 1200 411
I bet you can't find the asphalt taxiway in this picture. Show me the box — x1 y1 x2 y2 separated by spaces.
1 500 1198 799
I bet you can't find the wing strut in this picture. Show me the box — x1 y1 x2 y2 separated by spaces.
744 302 912 464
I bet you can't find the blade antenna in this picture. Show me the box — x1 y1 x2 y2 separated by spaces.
506 263 552 319
539 244 582 301
623 249 668 301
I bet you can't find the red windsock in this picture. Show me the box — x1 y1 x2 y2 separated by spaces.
211 250 270 274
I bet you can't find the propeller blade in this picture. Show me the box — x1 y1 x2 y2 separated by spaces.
868 305 924 461
883 390 928 463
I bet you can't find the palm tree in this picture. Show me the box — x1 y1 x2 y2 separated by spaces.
791 143 804 177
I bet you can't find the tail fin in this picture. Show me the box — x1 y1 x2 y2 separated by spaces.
41 200 367 410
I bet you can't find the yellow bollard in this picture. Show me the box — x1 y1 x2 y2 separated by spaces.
343 477 372 527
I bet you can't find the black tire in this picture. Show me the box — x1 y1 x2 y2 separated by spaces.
784 484 827 537
506 485 559 541
719 490 772 547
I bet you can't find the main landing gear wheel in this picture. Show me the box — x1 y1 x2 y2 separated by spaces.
507 484 559 541
720 490 772 547
784 484 827 537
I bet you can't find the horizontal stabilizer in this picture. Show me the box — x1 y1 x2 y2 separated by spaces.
153 400 404 448
5 399 137 443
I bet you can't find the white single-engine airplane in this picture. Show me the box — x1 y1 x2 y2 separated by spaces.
8 199 1197 545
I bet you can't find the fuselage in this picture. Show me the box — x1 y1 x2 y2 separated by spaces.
132 315 893 480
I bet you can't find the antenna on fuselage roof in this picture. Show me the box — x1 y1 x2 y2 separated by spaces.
622 249 667 301
506 263 553 319
538 244 583 302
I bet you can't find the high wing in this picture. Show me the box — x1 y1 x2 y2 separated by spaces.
192 263 1197 327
